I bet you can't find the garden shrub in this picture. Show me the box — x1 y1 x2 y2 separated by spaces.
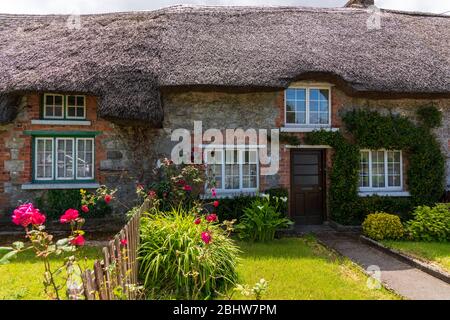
355 196 414 222
362 212 404 241
203 195 257 222
236 195 293 242
139 207 239 300
35 190 112 220
405 203 450 242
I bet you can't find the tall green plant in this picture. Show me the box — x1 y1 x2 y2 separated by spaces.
139 207 239 300
236 195 293 242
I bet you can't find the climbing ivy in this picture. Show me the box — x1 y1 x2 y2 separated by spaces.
305 107 445 225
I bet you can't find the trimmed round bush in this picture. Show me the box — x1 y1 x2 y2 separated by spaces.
362 212 404 241
139 207 240 299
406 203 450 242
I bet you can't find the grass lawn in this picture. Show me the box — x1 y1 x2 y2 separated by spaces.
381 240 450 273
231 237 399 300
0 246 101 300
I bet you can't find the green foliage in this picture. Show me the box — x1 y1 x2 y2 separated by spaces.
405 204 450 242
416 105 442 129
204 188 288 222
35 190 112 219
139 207 240 300
362 212 405 241
236 196 293 242
279 133 301 145
305 109 445 225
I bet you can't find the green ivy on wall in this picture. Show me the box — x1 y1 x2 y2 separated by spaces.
305 107 445 225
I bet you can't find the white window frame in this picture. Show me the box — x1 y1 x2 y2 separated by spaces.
65 95 86 120
359 149 403 192
75 138 95 180
55 138 75 180
205 148 259 193
34 138 54 181
43 93 65 119
284 86 331 127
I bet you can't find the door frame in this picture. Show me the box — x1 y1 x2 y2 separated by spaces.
289 148 327 224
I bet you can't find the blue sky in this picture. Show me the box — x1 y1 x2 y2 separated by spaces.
0 0 449 14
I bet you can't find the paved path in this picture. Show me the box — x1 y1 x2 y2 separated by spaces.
312 230 450 300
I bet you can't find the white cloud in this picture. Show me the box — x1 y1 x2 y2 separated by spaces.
0 0 448 14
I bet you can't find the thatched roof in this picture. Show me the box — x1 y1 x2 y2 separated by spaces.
0 6 449 125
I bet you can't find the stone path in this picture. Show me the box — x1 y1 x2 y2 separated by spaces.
306 227 450 300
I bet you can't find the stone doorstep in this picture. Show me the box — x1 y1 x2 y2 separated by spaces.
328 220 362 233
360 235 450 285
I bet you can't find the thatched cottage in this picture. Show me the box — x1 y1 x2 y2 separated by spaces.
0 1 449 224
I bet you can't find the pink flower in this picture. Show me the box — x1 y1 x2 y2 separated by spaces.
213 200 219 208
81 205 89 213
70 235 85 246
104 194 112 204
120 239 128 246
201 232 212 244
148 190 157 199
194 218 201 225
12 203 46 228
136 184 144 191
183 185 192 192
60 209 79 224
206 214 218 223
211 188 217 197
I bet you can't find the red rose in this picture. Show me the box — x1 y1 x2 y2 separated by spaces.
206 213 218 223
211 188 217 197
81 205 89 213
60 209 79 224
213 200 219 208
148 190 157 199
104 194 112 204
136 184 144 190
70 235 85 246
12 204 46 227
177 179 186 185
194 218 201 225
120 239 128 246
201 232 212 244
183 185 192 192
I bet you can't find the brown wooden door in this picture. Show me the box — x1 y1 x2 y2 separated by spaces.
290 150 325 225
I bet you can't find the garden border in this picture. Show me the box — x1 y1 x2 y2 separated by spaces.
359 235 450 284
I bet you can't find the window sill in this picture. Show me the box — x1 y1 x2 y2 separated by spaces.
201 190 259 199
22 183 100 190
280 127 339 133
358 191 410 197
31 120 91 126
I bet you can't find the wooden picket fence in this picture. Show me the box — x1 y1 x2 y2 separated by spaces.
75 199 150 300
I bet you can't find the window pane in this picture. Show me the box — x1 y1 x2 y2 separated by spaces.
77 139 94 179
286 89 295 100
359 151 370 187
56 139 74 179
36 139 53 179
242 150 258 189
387 151 401 187
371 151 385 188
68 107 76 117
68 96 76 105
205 149 222 189
76 96 85 106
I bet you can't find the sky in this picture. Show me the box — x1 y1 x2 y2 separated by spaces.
0 0 449 15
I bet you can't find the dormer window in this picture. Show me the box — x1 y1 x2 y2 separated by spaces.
42 94 86 120
285 87 330 126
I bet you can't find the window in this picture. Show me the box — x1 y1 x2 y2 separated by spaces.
359 150 402 191
43 94 86 120
285 87 330 126
34 137 94 181
205 149 259 191
66 95 86 119
44 94 64 119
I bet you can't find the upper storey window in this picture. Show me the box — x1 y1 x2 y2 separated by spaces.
285 87 330 126
43 94 86 120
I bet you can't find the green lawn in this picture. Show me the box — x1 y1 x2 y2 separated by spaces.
0 246 101 300
232 237 399 300
381 240 450 273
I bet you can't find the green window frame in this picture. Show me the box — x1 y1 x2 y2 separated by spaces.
42 94 86 120
32 135 96 184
